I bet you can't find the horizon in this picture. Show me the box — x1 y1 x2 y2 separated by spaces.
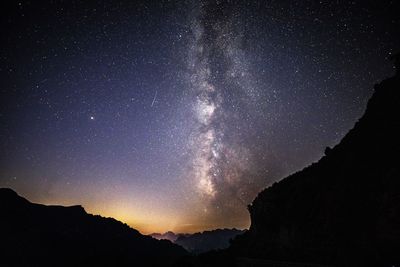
1 0 399 234
1 187 248 235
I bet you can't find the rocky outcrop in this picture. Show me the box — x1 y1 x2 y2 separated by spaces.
228 72 400 266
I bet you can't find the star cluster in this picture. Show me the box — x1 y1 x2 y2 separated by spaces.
0 0 399 233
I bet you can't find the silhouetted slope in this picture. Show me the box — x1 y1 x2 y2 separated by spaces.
174 228 245 253
228 73 400 266
0 188 187 267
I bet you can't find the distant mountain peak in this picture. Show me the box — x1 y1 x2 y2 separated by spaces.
174 228 246 254
150 231 182 242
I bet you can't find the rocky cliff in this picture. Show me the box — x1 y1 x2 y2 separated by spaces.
228 72 400 266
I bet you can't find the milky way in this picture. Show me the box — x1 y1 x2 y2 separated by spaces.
186 2 265 217
1 0 399 233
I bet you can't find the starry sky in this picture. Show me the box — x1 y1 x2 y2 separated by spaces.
1 0 399 234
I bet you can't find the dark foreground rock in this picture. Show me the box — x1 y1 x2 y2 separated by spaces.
226 69 400 266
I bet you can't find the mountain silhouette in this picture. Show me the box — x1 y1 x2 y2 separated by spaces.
0 188 187 267
150 231 188 242
224 63 400 266
174 228 245 254
151 229 245 254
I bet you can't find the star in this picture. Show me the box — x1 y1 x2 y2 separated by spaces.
1 0 398 234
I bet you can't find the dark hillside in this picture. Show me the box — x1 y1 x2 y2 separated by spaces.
0 188 187 267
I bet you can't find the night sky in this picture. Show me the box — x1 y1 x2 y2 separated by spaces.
1 0 399 234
